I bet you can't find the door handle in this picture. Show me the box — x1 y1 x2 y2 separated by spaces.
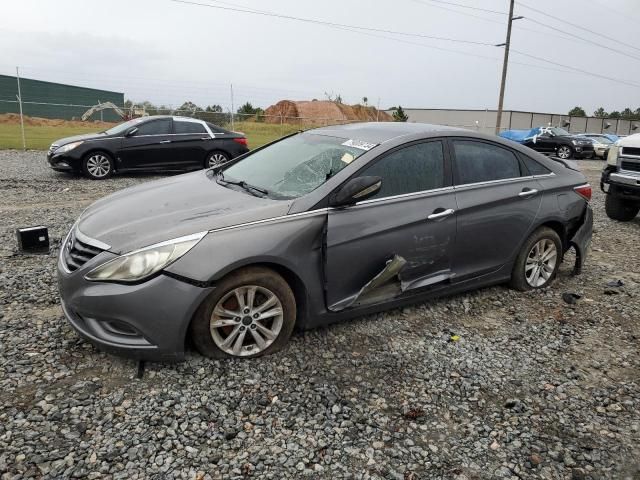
427 208 455 220
159 140 171 144
518 188 538 198
201 137 211 140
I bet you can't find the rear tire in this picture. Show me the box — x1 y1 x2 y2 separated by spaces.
82 152 114 180
190 267 296 359
510 227 562 291
605 194 639 221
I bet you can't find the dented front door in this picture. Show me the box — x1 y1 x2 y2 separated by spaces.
325 189 457 311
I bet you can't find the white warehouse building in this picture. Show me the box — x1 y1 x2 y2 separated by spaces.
386 108 639 136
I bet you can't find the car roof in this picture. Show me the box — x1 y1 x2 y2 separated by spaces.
307 122 465 144
139 115 205 123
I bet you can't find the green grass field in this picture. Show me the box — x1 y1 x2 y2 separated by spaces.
0 120 303 151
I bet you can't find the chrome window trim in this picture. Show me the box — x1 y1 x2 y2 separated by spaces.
208 209 329 234
452 173 554 191
354 186 454 206
173 118 213 138
130 133 215 138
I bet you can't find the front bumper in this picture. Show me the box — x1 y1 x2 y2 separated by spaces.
47 151 78 172
601 167 640 199
57 249 214 361
594 146 610 158
569 204 593 275
573 146 594 159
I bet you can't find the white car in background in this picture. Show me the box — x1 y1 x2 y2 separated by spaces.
579 134 614 159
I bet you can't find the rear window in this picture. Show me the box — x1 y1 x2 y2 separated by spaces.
207 122 227 134
521 155 551 175
453 140 522 185
174 121 207 134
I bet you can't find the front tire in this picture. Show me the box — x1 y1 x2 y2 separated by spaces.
510 227 562 291
190 267 296 359
605 194 639 221
82 152 114 180
556 145 573 159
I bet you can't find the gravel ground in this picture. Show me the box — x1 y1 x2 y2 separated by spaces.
1 150 639 480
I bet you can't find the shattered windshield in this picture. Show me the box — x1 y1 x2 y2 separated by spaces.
222 132 374 198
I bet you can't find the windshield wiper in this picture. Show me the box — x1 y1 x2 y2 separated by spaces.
216 171 269 197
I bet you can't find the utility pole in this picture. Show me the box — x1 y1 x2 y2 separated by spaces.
495 0 520 135
230 83 235 131
16 66 26 150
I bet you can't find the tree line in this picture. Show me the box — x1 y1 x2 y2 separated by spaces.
124 99 264 117
568 106 640 120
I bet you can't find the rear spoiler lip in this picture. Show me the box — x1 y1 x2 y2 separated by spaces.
549 156 581 172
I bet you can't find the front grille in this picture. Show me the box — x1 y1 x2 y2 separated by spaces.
621 161 640 173
622 147 640 156
64 231 104 272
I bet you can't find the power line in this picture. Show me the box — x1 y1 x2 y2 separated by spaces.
407 0 584 45
410 0 640 62
510 48 640 88
516 1 640 54
522 17 640 62
411 0 507 15
174 0 640 90
170 0 496 46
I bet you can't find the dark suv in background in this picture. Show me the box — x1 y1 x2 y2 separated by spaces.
522 127 594 160
47 115 249 179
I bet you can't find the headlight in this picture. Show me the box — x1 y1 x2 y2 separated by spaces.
571 140 578 146
55 141 84 154
607 144 619 166
85 232 207 283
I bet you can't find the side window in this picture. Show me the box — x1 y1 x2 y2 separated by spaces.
174 121 207 134
359 141 444 199
521 155 551 175
207 122 226 133
136 119 172 135
452 140 522 185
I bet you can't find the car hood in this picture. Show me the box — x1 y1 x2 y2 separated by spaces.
77 170 293 253
559 135 592 144
54 132 107 146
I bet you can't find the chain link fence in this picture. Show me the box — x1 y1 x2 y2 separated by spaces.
0 99 370 151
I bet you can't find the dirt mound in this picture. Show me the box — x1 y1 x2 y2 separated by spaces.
263 100 392 125
0 113 116 128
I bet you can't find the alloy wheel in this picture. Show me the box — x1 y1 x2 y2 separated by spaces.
209 285 283 357
208 153 228 168
557 146 572 159
86 154 111 178
525 238 557 287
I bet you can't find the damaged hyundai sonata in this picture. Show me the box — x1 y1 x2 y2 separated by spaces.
58 122 593 361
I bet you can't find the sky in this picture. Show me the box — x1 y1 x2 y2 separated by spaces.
1 0 639 115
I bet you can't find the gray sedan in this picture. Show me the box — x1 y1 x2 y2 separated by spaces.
58 123 593 361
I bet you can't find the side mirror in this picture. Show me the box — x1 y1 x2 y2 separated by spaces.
125 127 138 137
330 176 382 208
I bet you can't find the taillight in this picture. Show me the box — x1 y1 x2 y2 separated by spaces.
233 137 248 146
574 184 592 201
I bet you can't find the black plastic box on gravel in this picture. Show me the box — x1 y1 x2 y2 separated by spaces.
16 226 49 253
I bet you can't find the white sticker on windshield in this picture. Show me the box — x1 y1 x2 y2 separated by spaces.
342 139 377 151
